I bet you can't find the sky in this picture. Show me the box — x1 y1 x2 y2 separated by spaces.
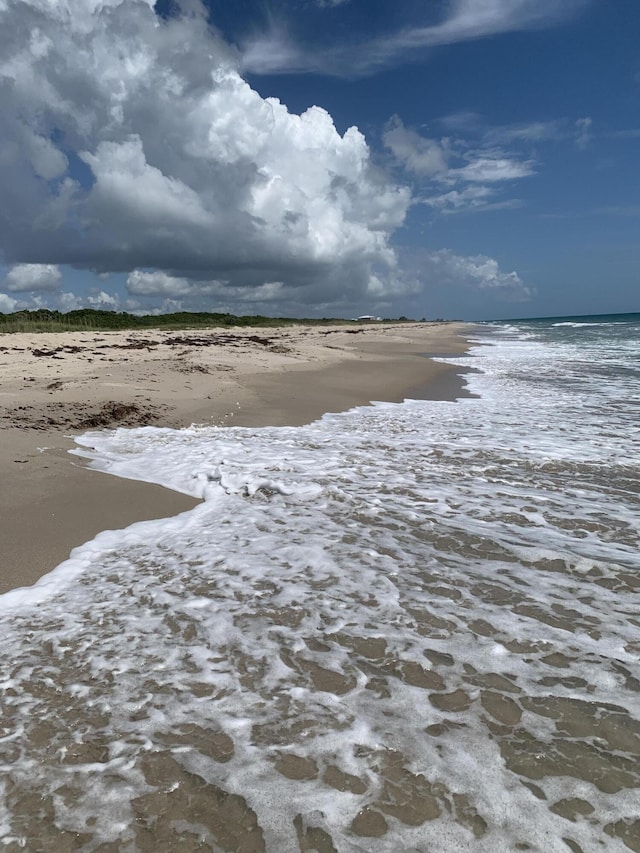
0 0 638 321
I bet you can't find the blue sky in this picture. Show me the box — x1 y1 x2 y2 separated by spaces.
0 0 637 320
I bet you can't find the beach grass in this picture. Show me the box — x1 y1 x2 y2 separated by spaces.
0 308 422 334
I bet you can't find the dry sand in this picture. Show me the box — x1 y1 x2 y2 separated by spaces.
0 322 473 593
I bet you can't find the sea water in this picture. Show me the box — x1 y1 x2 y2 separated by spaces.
0 314 638 852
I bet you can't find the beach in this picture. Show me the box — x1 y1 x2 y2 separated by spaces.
0 321 470 593
0 315 638 851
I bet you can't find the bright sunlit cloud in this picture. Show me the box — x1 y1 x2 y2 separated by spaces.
0 0 410 308
3 264 62 292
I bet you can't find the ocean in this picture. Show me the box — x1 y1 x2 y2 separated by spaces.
0 314 638 852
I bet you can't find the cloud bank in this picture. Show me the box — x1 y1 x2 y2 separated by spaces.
0 0 533 316
0 0 410 307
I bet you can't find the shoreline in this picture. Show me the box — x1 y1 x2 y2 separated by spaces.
0 322 474 594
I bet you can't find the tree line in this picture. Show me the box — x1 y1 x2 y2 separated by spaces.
0 308 426 333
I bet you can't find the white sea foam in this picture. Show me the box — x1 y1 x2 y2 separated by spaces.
552 321 625 327
0 325 638 851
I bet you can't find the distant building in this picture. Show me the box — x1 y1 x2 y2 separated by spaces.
353 315 382 322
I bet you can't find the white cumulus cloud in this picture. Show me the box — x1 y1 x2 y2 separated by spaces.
58 291 86 312
127 269 219 297
3 263 62 292
423 249 534 301
0 0 409 306
87 290 120 309
0 292 18 312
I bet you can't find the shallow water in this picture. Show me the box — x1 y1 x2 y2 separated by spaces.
0 317 638 851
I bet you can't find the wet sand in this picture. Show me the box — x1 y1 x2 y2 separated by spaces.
2 320 637 853
0 322 472 593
